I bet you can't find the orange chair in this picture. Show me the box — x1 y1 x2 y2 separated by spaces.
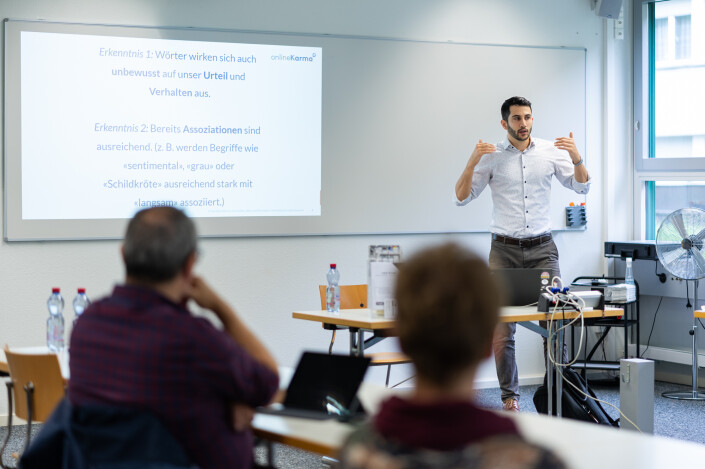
318 285 412 387
1 346 66 467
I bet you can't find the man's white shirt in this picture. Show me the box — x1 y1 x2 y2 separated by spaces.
455 138 591 238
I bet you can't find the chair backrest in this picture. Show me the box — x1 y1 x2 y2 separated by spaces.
4 347 66 422
318 284 367 310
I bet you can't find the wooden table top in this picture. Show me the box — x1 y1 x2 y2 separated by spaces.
292 309 395 329
293 306 624 330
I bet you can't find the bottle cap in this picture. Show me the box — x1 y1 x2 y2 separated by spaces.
77 288 86 294
52 287 60 293
330 263 337 268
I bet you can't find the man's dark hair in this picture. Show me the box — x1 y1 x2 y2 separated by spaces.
395 242 501 387
501 96 532 122
123 207 197 282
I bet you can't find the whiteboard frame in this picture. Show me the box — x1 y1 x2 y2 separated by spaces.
3 19 587 241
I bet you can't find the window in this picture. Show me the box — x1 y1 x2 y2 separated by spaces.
645 181 705 238
634 0 705 238
675 15 691 60
654 17 668 61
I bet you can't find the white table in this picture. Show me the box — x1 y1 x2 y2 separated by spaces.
253 403 705 468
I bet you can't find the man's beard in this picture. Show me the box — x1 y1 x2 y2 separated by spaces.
508 126 531 141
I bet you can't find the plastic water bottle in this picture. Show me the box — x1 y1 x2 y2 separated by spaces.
72 288 90 326
326 264 340 313
47 288 65 351
625 258 634 285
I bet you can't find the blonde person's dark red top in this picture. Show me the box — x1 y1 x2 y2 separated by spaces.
69 285 279 469
340 396 566 469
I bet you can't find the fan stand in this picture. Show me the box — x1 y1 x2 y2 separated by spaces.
663 279 705 400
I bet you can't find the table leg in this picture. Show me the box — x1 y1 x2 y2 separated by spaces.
545 318 565 418
265 440 275 467
518 321 548 337
624 309 629 359
556 321 564 418
636 301 640 358
348 328 365 357
547 320 553 417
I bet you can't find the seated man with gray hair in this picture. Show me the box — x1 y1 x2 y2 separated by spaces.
339 242 565 469
69 207 279 469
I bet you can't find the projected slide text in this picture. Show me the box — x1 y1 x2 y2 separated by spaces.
20 31 322 220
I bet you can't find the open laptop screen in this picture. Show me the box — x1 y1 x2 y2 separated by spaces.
283 352 371 415
491 268 553 306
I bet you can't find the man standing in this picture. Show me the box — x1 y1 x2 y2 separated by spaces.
69 207 279 468
454 96 590 412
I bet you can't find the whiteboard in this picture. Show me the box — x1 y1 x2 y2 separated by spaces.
4 20 587 240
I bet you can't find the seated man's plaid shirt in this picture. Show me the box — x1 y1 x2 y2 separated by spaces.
69 284 279 469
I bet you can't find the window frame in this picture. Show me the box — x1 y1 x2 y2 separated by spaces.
633 0 705 172
635 172 705 239
633 0 705 240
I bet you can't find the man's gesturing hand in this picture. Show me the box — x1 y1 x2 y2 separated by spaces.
554 132 581 163
469 139 497 167
455 139 496 202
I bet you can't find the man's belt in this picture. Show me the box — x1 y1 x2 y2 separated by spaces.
491 232 552 248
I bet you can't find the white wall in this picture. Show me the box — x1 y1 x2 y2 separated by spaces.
0 0 620 414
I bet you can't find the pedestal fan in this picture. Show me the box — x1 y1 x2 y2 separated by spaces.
656 207 705 400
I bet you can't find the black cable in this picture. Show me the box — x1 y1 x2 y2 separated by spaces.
654 261 667 283
640 296 664 358
686 282 705 328
695 280 705 331
683 281 705 334
686 281 692 309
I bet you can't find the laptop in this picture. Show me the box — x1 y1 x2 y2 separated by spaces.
257 351 371 421
492 268 553 306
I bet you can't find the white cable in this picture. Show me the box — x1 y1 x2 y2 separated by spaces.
545 281 586 366
553 364 643 433
543 276 642 433
545 281 587 367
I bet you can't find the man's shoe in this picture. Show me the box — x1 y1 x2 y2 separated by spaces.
502 398 520 412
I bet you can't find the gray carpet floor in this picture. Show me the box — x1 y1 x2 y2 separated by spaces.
474 379 705 445
3 380 704 468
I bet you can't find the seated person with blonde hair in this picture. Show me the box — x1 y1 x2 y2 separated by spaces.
339 242 565 469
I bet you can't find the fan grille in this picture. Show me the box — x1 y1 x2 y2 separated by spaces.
656 208 705 280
